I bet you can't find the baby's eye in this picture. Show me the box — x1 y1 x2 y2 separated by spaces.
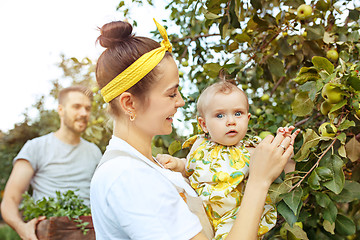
169 93 177 98
235 112 242 117
216 114 224 118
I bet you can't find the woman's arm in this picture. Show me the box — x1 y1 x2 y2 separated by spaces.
192 132 294 240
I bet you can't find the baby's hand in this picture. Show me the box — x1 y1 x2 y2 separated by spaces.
277 126 300 146
156 154 180 171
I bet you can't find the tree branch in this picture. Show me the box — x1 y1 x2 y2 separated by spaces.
289 138 337 192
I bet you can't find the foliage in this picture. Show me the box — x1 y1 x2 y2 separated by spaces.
0 224 21 240
20 190 91 234
118 0 360 239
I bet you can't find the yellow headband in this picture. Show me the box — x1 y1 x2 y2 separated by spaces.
101 18 172 103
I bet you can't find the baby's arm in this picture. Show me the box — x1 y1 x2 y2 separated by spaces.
156 154 187 176
156 137 204 177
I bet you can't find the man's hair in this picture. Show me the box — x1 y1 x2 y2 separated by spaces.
58 85 93 105
197 80 249 117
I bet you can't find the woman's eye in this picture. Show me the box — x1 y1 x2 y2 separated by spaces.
235 112 242 116
216 114 224 118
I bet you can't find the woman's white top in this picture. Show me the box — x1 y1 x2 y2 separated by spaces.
90 135 202 240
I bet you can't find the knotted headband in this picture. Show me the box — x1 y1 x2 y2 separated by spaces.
101 18 172 103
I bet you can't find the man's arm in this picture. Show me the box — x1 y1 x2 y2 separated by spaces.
1 159 44 240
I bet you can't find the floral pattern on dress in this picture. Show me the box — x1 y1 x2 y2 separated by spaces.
183 134 277 240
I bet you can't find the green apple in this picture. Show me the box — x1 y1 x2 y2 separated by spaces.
321 83 344 104
96 117 105 123
280 226 287 239
326 49 339 62
259 131 273 139
91 86 99 93
319 122 337 137
178 71 184 77
255 108 262 116
320 101 334 115
181 60 189 67
261 94 270 101
356 109 360 118
297 4 312 20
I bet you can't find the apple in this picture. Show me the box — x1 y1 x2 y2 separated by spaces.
318 122 337 137
255 108 262 116
326 49 339 62
96 117 105 123
181 60 189 67
297 4 312 20
356 109 360 118
280 226 287 239
178 71 184 77
91 86 99 93
261 94 270 101
321 83 344 104
259 131 273 139
320 101 335 115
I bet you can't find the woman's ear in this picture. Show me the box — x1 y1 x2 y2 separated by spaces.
118 92 136 117
197 117 208 133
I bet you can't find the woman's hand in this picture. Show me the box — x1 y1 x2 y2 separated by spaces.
249 131 295 187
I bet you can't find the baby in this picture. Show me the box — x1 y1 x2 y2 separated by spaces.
157 80 299 239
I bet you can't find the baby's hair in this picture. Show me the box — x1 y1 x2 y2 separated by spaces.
197 80 249 117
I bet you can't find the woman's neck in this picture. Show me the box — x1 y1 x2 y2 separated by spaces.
113 122 153 161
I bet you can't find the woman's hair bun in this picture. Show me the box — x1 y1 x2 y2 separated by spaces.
97 21 134 48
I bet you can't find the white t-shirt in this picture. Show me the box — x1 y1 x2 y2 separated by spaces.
14 133 102 206
90 136 202 240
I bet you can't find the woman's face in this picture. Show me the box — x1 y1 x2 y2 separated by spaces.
135 57 185 137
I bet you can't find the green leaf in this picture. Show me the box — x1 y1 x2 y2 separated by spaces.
308 170 321 190
323 201 338 223
168 140 182 155
312 56 334 74
329 181 360 203
269 179 292 203
277 200 297 226
338 120 355 131
204 11 221 20
203 63 222 78
323 219 335 234
267 57 286 77
315 167 333 181
292 72 320 85
305 25 325 40
291 92 314 117
335 214 356 236
320 153 345 194
294 129 320 162
250 0 262 10
347 76 360 91
329 99 347 113
281 187 303 215
235 33 251 43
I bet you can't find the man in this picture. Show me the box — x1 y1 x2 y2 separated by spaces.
1 86 102 240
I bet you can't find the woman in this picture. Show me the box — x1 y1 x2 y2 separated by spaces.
90 19 295 240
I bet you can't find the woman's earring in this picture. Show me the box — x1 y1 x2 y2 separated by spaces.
128 111 136 121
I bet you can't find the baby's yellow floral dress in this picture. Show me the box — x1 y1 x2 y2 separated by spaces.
183 134 277 240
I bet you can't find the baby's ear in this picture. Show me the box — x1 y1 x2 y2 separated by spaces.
197 117 208 133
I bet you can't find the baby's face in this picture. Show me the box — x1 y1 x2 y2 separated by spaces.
200 90 250 146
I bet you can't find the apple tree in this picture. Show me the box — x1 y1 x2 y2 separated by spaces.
118 0 360 239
